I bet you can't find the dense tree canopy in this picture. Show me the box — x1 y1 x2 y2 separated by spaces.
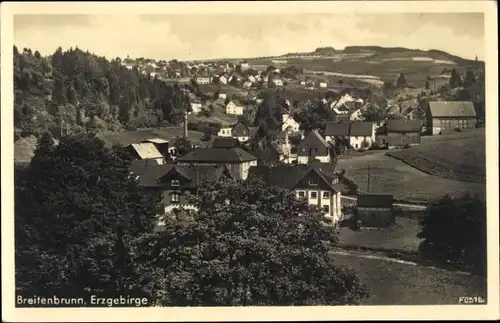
14 46 191 138
15 133 162 301
134 178 369 306
418 194 487 276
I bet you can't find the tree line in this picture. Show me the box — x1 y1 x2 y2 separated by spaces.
14 46 191 139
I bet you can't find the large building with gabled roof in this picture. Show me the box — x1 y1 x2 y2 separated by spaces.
423 101 477 135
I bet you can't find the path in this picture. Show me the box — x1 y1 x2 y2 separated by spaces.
341 195 427 210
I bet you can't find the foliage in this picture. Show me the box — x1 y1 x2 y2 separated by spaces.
172 136 193 156
295 100 336 131
449 68 463 88
134 178 369 306
396 73 407 87
361 104 387 122
14 46 190 138
15 133 161 301
417 194 486 275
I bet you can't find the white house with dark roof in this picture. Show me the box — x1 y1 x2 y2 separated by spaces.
349 121 375 150
226 100 245 115
282 113 301 133
296 130 331 164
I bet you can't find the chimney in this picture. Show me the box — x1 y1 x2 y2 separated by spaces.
184 111 188 138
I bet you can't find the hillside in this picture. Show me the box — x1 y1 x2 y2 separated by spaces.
14 46 191 139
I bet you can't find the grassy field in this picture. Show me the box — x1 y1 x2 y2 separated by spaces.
188 104 239 126
334 253 487 305
336 152 486 204
386 129 486 183
338 217 422 253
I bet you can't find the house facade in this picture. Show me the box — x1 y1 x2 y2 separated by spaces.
356 194 394 228
134 164 233 224
319 82 328 88
217 121 252 142
349 121 375 150
249 163 345 224
190 102 203 114
324 122 350 145
386 119 422 148
196 76 212 84
177 147 258 180
226 101 244 115
296 130 331 164
282 113 301 133
424 101 477 135
219 76 228 84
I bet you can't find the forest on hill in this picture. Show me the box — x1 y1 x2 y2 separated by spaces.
14 46 191 139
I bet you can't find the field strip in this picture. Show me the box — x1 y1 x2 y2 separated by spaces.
331 249 418 266
341 196 427 210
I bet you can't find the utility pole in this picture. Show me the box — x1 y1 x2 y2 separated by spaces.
367 164 371 193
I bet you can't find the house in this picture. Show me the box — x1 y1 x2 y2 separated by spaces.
141 138 170 159
135 164 233 222
273 78 284 87
349 108 364 121
243 81 253 89
190 101 203 114
226 100 245 115
349 121 375 150
247 75 256 83
217 120 252 142
212 137 241 148
282 113 301 133
324 122 350 145
296 130 331 164
177 147 258 180
424 101 477 135
196 76 212 84
219 75 228 85
218 93 227 99
125 143 165 165
356 194 394 228
319 81 328 88
300 81 306 86
240 62 250 70
249 163 344 224
385 119 422 148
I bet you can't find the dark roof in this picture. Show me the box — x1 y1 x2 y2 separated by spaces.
427 101 476 118
251 144 280 165
249 163 343 192
357 194 394 208
231 121 250 136
386 119 422 133
349 121 373 137
137 164 230 188
332 114 351 123
212 137 240 148
130 159 158 176
325 121 350 136
297 129 329 157
178 147 257 163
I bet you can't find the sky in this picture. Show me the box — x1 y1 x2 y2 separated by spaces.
13 13 484 61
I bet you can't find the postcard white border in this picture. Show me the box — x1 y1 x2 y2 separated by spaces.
2 1 499 321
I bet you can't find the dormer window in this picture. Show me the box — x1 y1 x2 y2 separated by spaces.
308 179 318 186
171 180 180 187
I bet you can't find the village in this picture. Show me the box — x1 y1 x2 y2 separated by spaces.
117 57 482 230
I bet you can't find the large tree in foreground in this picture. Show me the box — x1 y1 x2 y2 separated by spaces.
15 133 162 301
418 194 487 275
135 178 369 306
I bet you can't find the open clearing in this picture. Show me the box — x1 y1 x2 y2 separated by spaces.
334 253 487 305
338 217 422 253
386 129 485 183
337 152 485 204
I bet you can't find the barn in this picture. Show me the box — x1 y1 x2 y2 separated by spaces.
424 101 477 135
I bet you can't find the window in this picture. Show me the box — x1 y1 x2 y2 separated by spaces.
171 193 180 203
322 205 330 213
171 180 180 187
310 191 317 199
332 178 339 184
308 179 318 186
297 191 306 198
322 191 330 199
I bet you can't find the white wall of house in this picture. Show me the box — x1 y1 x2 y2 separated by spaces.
349 135 374 149
158 204 199 226
219 93 227 99
350 109 363 121
296 154 330 164
295 189 343 224
282 114 300 132
236 136 250 142
218 127 232 137
191 103 202 114
319 82 327 88
219 76 228 84
226 101 244 115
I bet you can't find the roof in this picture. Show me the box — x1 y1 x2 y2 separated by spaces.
325 121 350 136
386 119 422 133
427 101 476 118
137 164 230 188
231 121 250 137
141 138 169 144
349 122 373 137
212 137 240 148
177 147 257 163
249 163 343 192
129 159 159 176
357 194 394 208
129 143 164 160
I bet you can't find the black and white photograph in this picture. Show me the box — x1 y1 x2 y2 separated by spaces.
2 1 498 321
